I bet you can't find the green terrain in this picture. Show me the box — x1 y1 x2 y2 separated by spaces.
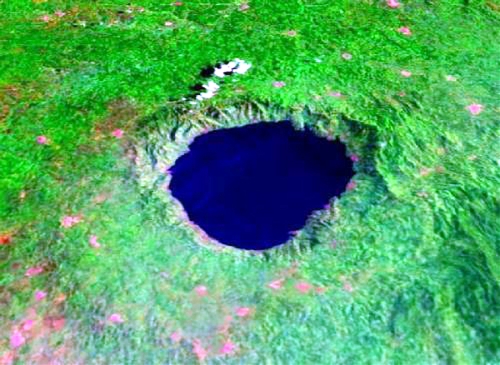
1 1 499 364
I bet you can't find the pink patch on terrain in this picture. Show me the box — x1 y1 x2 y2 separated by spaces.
25 266 44 277
467 103 483 115
220 340 237 355
235 307 251 317
10 330 25 349
192 339 208 361
295 281 313 294
89 235 101 248
170 331 182 343
108 313 124 324
35 290 47 301
268 279 284 290
60 215 82 228
194 285 208 297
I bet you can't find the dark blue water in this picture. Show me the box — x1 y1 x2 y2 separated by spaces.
169 121 354 250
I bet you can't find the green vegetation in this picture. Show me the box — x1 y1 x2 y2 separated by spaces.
1 1 499 364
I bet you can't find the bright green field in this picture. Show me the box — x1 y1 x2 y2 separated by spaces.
1 1 499 364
